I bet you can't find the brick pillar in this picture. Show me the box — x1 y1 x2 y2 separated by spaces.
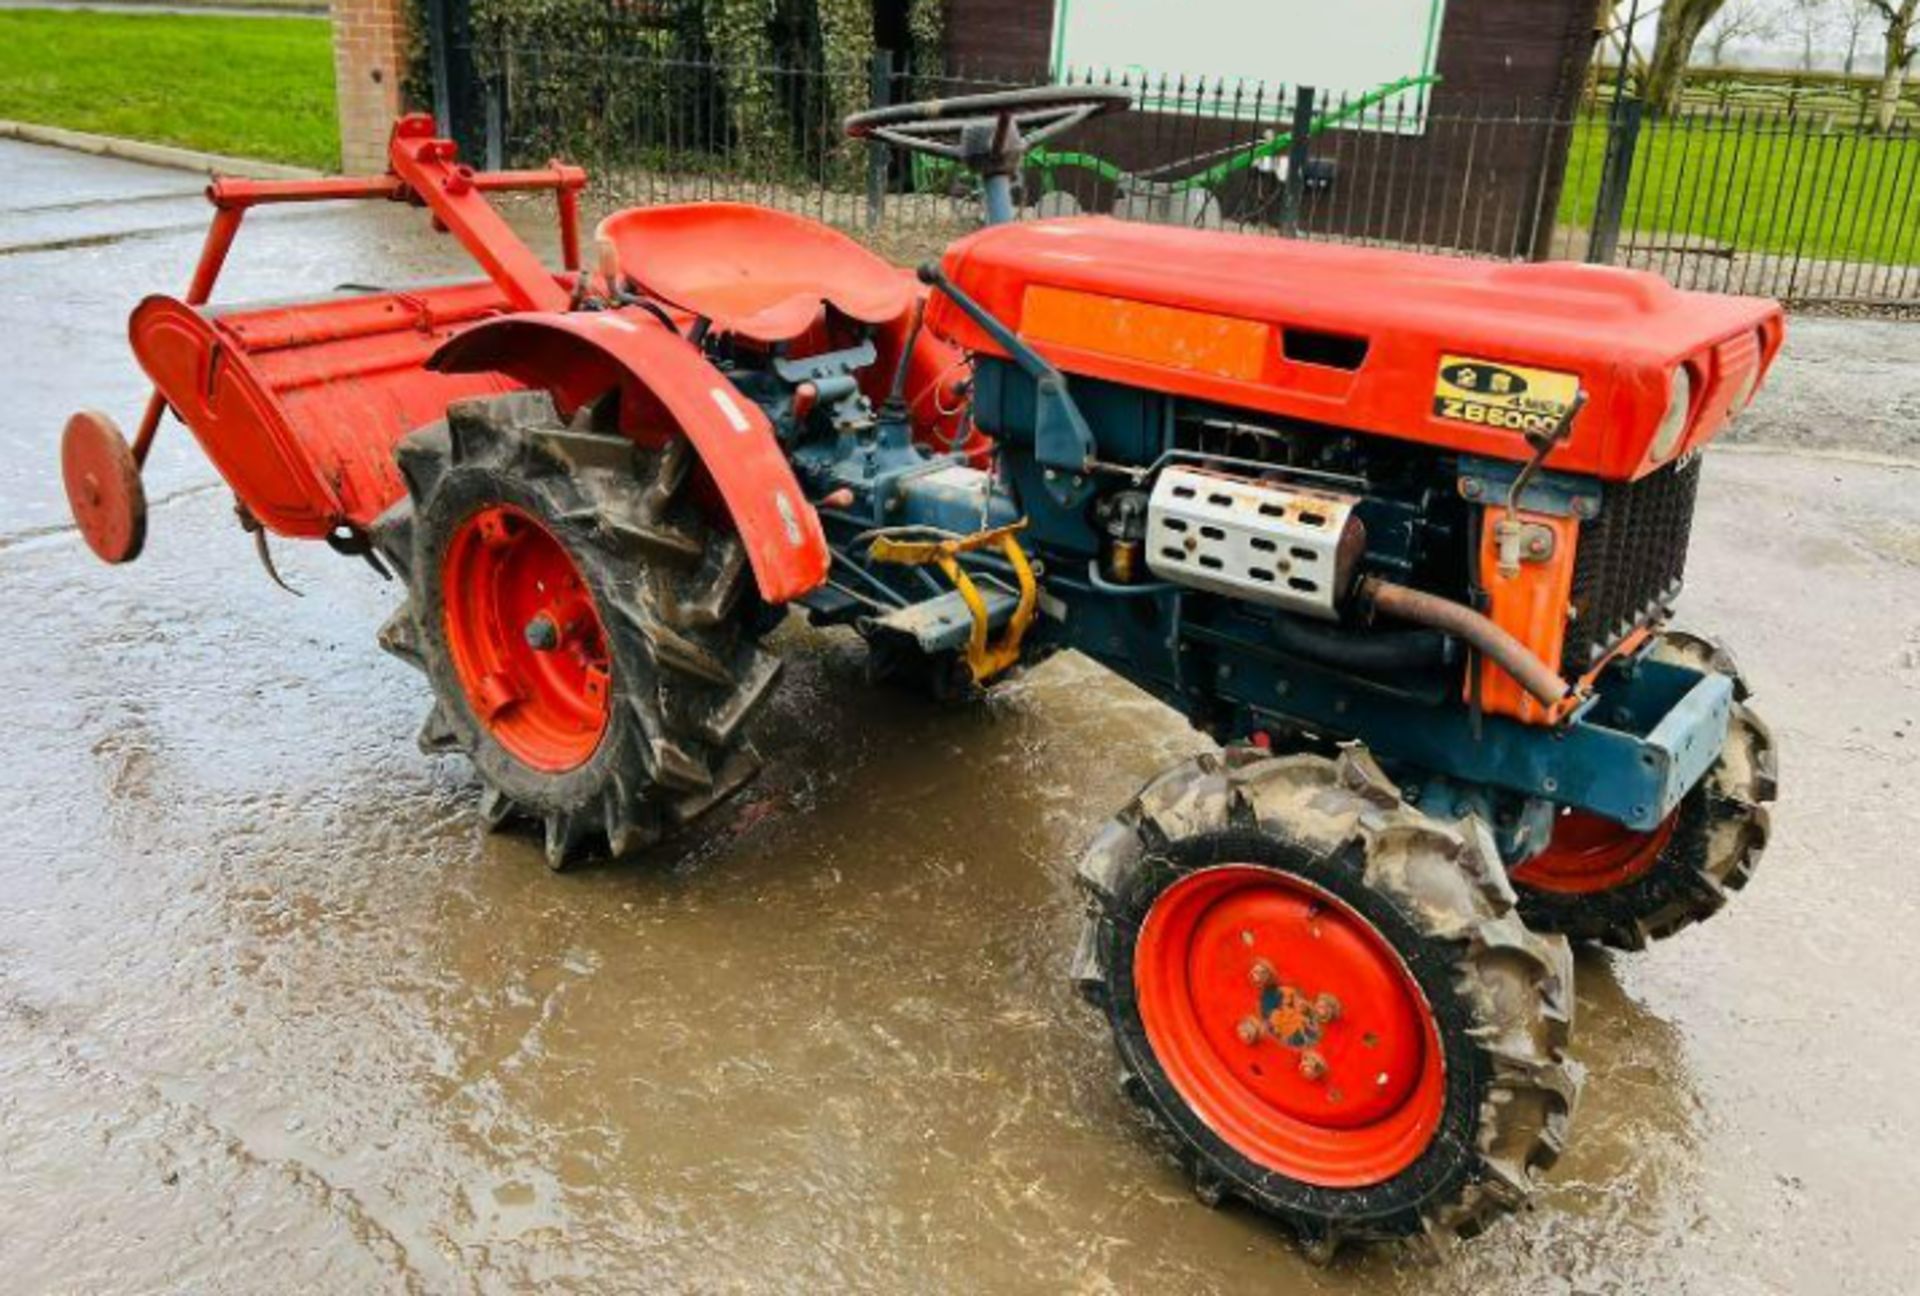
332 0 410 174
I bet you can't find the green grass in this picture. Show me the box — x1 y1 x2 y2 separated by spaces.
0 10 337 170
1559 114 1920 266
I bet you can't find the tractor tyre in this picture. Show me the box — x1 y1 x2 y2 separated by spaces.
1071 746 1579 1258
1510 630 1776 951
372 391 783 869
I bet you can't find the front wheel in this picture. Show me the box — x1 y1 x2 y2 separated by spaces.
1072 748 1579 1256
1511 631 1776 950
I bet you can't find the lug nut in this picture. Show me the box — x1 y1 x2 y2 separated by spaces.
1297 1050 1328 1081
1313 992 1343 1024
1248 960 1275 989
1236 1016 1262 1046
524 613 560 652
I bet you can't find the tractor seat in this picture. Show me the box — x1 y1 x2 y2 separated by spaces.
596 203 915 345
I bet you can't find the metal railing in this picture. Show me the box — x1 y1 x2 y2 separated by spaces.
466 45 1920 309
1574 97 1920 306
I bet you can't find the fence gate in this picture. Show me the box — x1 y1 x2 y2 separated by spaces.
421 30 1920 310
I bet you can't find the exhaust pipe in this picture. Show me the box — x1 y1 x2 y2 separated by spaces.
1359 577 1572 711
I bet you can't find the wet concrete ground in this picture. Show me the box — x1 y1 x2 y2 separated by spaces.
3 140 1919 1293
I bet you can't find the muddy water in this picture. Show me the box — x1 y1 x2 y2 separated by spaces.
4 141 1920 1293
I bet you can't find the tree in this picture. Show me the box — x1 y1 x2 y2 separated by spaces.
1867 1 1920 129
1644 0 1731 112
1700 0 1781 66
1596 1 1651 95
1785 0 1835 72
1841 0 1878 73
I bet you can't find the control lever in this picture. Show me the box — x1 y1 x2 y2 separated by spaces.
1494 390 1587 580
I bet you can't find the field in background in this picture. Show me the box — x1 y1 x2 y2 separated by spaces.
0 10 337 170
1559 113 1920 266
1593 68 1920 128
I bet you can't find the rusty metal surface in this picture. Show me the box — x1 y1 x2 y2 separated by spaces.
3 140 1919 1293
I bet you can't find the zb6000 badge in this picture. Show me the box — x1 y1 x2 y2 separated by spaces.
1433 355 1580 436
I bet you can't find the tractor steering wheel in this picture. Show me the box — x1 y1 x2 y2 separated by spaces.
845 85 1132 181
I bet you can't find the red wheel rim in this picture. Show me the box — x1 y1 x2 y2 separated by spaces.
1511 810 1677 896
441 505 612 773
1134 865 1446 1188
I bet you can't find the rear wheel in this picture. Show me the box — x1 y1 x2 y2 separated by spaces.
374 391 783 869
1073 747 1579 1256
1511 631 1776 950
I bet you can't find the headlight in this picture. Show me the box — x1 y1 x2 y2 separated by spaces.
1651 367 1692 462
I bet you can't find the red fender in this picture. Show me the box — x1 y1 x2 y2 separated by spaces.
431 309 830 604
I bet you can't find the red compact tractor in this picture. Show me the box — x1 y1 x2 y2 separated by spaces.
62 92 1779 1253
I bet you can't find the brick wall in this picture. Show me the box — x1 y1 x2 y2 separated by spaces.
332 0 412 173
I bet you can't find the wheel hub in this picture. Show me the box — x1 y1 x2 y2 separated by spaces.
441 505 612 773
1135 865 1446 1187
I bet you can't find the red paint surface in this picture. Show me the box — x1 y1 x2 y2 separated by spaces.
130 284 517 538
1512 808 1678 895
118 117 588 543
933 218 1786 481
600 205 980 460
441 504 612 772
385 117 575 314
60 410 146 563
599 203 915 343
433 311 831 605
1133 865 1447 1188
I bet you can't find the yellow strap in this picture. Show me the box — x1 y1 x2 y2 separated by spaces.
868 523 1038 684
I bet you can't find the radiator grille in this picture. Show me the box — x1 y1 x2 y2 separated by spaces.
1563 457 1702 675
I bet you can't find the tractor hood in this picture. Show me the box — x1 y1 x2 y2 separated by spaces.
931 218 1785 480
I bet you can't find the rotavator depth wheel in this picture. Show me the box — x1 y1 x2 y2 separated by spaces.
1510 630 1777 951
1072 747 1579 1257
373 391 783 869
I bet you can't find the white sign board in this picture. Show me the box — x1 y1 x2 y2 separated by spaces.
1050 0 1446 123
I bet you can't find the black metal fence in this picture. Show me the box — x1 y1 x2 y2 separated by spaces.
462 44 1920 309
1573 95 1920 305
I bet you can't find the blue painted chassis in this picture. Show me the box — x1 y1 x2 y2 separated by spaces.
773 329 1730 841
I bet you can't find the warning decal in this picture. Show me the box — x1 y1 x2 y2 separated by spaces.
1433 355 1581 436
